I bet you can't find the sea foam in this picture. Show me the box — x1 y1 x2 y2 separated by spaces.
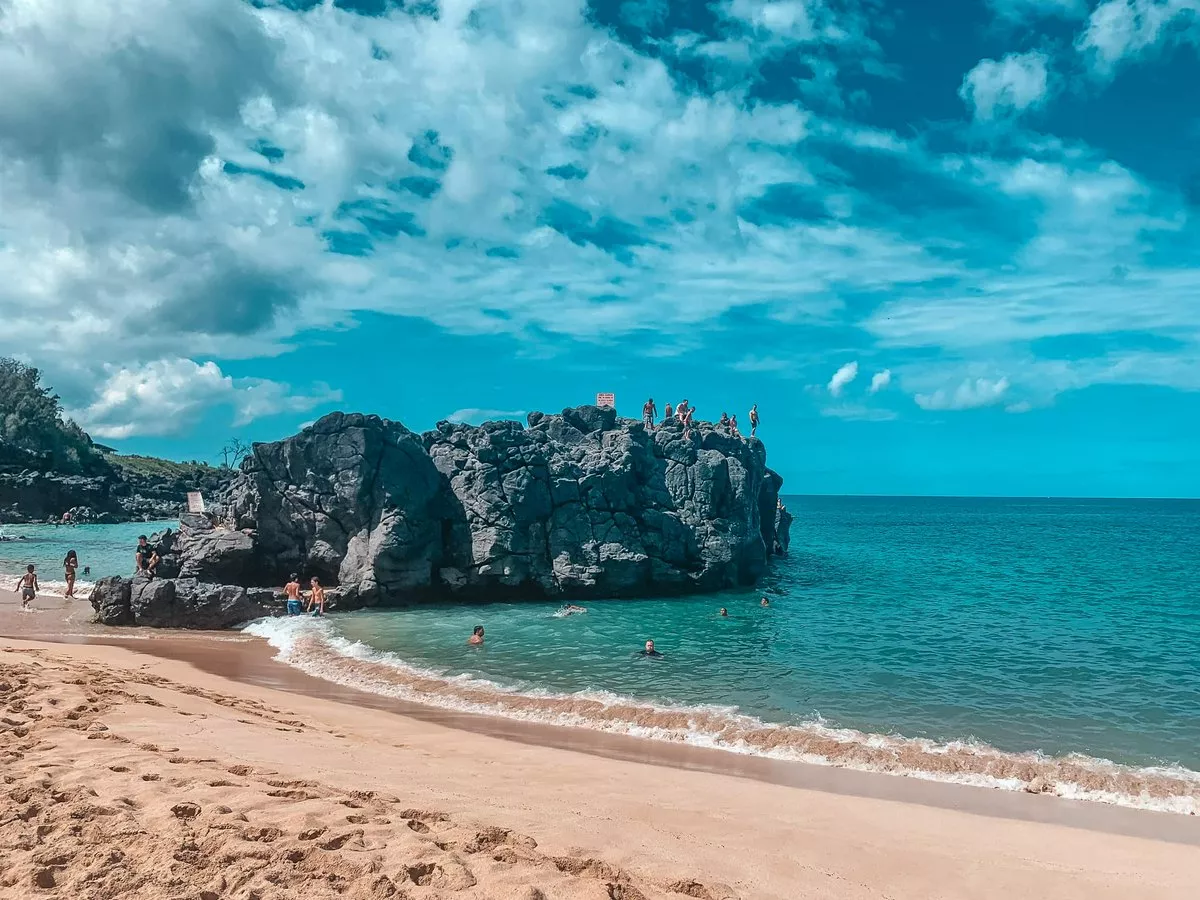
243 615 1200 815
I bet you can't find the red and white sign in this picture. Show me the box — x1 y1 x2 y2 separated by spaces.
595 392 615 408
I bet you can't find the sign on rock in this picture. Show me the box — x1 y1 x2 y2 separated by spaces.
595 392 615 408
186 492 206 514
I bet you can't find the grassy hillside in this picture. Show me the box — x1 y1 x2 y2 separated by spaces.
106 454 226 483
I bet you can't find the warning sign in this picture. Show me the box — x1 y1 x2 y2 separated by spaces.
595 393 615 409
186 492 206 514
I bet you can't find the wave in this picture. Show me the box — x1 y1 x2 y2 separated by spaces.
243 616 1200 815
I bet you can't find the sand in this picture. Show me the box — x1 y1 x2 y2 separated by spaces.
2 590 1199 899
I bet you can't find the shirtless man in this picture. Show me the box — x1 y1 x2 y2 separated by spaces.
15 565 38 610
307 577 327 617
663 402 674 424
642 397 657 430
729 414 739 436
285 574 303 616
468 625 485 645
749 403 760 436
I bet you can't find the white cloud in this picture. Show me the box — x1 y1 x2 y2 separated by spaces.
987 0 1088 23
915 377 1011 411
1077 0 1200 75
827 361 859 397
446 408 528 425
820 404 897 421
868 369 892 393
74 358 339 438
960 51 1051 120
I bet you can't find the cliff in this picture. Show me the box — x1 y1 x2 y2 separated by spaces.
95 407 788 625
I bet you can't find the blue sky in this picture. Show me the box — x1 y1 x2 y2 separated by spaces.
1 0 1199 497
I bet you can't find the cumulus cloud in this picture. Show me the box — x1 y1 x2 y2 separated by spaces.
868 369 892 393
446 408 528 425
74 359 340 439
827 361 859 397
1077 0 1200 75
820 404 897 421
960 51 1051 120
915 377 1011 411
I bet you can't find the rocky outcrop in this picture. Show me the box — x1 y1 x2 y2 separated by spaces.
168 408 786 610
774 505 793 555
89 573 275 629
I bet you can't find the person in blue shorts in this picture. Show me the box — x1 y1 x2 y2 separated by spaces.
285 574 303 616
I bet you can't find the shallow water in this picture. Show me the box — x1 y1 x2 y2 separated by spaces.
247 495 1200 812
0 520 176 593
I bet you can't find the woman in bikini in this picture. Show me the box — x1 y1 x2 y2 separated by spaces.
63 550 79 599
16 565 38 610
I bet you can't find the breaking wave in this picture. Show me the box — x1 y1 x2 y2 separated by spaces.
243 615 1200 815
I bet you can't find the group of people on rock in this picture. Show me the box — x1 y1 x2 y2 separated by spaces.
642 398 760 440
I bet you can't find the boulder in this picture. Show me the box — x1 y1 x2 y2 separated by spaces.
89 576 133 626
90 573 269 629
774 505 793 555
172 408 788 608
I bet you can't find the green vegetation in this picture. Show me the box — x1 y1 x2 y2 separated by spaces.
106 454 223 483
0 357 102 474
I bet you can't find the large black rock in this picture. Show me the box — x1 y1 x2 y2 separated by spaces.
89 573 271 629
164 408 788 609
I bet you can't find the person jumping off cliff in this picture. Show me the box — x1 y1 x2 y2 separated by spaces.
749 403 760 436
643 397 657 430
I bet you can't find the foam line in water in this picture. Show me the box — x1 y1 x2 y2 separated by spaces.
243 616 1200 815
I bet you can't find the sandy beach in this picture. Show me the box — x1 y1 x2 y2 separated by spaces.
2 590 1199 900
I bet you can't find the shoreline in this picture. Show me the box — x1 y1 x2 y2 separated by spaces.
2 638 1199 899
2 590 1199 847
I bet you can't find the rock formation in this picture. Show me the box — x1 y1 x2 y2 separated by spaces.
89 573 277 630
156 408 787 614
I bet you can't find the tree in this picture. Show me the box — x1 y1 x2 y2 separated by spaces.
219 438 252 469
0 358 102 474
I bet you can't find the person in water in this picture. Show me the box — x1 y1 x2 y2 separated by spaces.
63 550 79 599
760 597 770 608
15 565 38 609
135 535 159 577
468 625 485 645
560 603 587 614
285 574 303 616
719 607 728 617
638 639 664 659
307 577 327 617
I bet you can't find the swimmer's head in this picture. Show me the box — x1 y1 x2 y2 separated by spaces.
760 597 770 607
645 640 655 653
719 607 728 617
473 625 485 637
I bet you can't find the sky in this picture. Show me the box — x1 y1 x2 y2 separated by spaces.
1 0 1199 498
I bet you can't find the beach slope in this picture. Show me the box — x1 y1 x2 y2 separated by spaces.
1 629 1198 899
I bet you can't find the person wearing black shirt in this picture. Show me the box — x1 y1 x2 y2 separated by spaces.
135 536 159 577
637 639 664 659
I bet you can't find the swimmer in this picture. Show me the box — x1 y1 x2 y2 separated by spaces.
468 625 485 645
760 597 770 608
637 639 664 659
307 577 327 616
560 603 587 614
719 607 728 617
285 574 303 616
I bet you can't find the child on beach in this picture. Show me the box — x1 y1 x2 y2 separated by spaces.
15 565 38 610
63 550 78 599
285 574 302 616
307 577 327 617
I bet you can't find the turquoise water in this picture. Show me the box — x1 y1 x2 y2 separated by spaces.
0 520 176 591
249 496 1200 810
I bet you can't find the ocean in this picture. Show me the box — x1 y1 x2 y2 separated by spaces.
0 520 176 594
245 495 1200 813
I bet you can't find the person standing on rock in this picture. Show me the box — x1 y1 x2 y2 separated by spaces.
285 574 303 616
307 577 327 617
63 550 79 599
135 536 159 578
15 565 38 610
676 399 689 422
749 403 760 436
719 412 729 429
663 402 674 424
729 414 739 437
642 398 657 430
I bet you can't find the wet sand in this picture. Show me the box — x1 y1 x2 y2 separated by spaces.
2 588 1199 898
